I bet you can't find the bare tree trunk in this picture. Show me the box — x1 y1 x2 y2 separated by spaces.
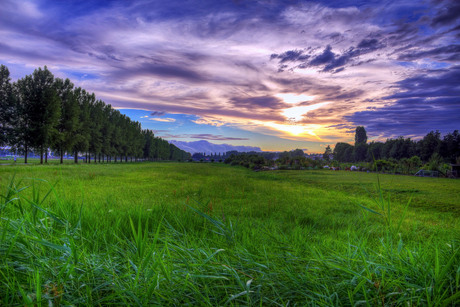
40 146 43 164
45 148 48 163
74 151 78 163
60 148 64 164
24 144 28 164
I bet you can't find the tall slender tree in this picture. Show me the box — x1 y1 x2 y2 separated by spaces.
354 126 368 145
72 88 91 163
88 99 104 163
323 145 332 161
0 65 15 146
100 105 114 162
354 126 368 161
15 74 35 163
27 67 61 164
54 78 80 164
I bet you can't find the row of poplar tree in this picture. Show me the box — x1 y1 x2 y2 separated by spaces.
0 65 191 163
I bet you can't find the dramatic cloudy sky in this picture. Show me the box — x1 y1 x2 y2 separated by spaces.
1 0 459 152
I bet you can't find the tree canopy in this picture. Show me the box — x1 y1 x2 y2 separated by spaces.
354 126 367 145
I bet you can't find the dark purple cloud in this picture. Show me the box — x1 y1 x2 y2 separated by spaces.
270 49 310 64
348 67 460 138
386 67 460 98
161 134 249 141
271 38 386 73
310 45 336 66
431 1 460 27
189 134 249 141
398 44 460 61
150 111 166 117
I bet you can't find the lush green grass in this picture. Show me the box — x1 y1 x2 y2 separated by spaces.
0 163 459 305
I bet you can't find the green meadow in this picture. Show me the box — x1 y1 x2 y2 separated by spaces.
0 163 459 306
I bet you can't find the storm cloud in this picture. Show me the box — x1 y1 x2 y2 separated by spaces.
349 67 460 138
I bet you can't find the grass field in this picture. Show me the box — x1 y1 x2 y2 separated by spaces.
0 162 459 306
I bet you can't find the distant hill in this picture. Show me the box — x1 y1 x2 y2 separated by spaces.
169 140 262 155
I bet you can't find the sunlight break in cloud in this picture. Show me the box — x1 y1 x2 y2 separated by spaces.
282 102 331 122
275 93 315 105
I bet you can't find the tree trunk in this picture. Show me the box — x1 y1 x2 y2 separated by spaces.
115 156 117 163
40 146 43 164
60 148 64 164
125 156 128 162
74 151 78 163
24 144 28 164
45 148 48 163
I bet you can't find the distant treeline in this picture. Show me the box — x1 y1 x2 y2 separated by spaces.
332 127 460 164
192 150 279 161
224 149 324 170
222 128 460 174
0 65 191 163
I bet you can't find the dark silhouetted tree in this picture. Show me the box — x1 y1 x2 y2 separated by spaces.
417 130 441 162
440 130 460 163
0 65 15 146
323 145 332 161
354 126 367 146
54 78 80 164
333 142 353 162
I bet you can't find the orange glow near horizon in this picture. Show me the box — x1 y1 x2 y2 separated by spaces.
264 122 322 139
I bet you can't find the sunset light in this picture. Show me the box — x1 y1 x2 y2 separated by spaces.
281 102 331 122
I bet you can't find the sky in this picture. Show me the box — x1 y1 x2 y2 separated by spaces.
1 0 459 152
